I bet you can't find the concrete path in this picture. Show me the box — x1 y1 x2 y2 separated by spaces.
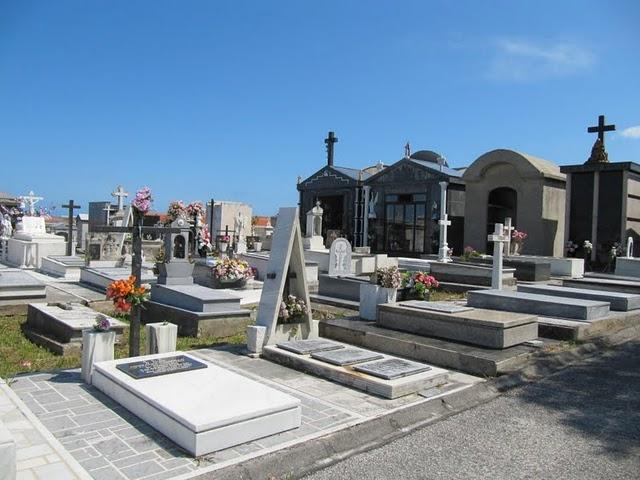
304 341 640 480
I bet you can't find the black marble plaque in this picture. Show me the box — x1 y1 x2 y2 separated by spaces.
116 355 207 379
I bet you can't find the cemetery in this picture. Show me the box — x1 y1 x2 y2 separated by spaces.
1 117 640 478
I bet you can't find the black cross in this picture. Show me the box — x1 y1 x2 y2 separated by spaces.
90 222 182 357
325 131 338 167
62 200 81 256
587 115 616 147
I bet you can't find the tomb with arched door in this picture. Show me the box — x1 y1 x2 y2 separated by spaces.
463 149 566 256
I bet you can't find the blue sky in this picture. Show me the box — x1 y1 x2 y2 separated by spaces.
1 0 639 215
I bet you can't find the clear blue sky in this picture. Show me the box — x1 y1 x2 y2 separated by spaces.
1 0 639 216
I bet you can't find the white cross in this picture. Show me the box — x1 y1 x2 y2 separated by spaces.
438 181 452 262
103 205 112 224
21 190 43 216
111 185 129 211
488 223 509 290
627 237 634 258
503 217 515 256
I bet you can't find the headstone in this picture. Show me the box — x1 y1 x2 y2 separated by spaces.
353 358 432 380
310 348 383 366
255 207 314 346
157 215 194 285
328 238 352 276
278 339 343 355
504 217 514 256
627 237 634 258
111 185 129 212
438 181 452 263
487 223 509 290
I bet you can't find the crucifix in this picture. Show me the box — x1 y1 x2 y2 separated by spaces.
438 181 452 263
62 200 81 256
90 220 182 357
587 114 615 148
21 191 43 216
488 223 509 290
111 185 129 212
325 131 338 167
404 141 411 158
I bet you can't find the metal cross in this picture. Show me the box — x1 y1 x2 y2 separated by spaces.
111 185 129 211
62 200 81 256
587 115 615 148
325 131 338 167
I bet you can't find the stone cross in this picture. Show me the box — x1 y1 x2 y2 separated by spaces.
21 191 43 216
627 237 634 258
438 181 452 263
503 217 515 256
111 185 129 211
488 223 509 290
325 131 338 167
62 200 81 256
587 114 615 148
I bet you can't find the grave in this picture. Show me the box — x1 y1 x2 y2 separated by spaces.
563 276 640 295
91 352 301 456
0 270 46 300
467 289 610 321
615 257 640 278
7 200 66 269
377 301 538 348
429 262 516 292
24 303 126 355
80 265 156 291
317 237 373 303
470 256 551 282
262 339 448 399
517 255 584 278
142 217 252 337
303 201 325 250
517 284 640 311
40 255 85 279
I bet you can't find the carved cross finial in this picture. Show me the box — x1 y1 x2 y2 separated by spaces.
587 115 615 148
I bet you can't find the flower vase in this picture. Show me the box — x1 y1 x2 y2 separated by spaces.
145 322 178 355
359 284 397 321
254 241 262 252
81 330 116 385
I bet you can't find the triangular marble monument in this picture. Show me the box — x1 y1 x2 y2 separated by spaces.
255 207 314 346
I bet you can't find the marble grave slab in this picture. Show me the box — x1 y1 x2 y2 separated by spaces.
310 348 383 366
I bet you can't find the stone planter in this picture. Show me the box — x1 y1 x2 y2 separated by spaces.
213 277 247 289
254 242 262 252
81 330 116 385
246 325 267 354
145 322 178 355
359 284 398 321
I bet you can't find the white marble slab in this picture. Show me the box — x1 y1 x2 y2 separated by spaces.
92 352 301 456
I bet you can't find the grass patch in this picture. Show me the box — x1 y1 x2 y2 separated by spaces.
0 313 246 381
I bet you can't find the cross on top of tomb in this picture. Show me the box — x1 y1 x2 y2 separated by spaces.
21 190 44 216
112 185 129 211
325 131 338 167
62 200 81 256
587 114 615 147
404 142 411 158
488 223 509 290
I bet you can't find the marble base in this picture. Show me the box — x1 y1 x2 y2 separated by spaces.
80 266 156 292
518 284 640 312
615 257 640 278
40 255 85 279
518 255 584 278
81 330 116 385
0 270 46 300
6 236 66 269
92 352 301 456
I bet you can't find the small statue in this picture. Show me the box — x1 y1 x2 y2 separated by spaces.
0 214 12 239
368 192 378 219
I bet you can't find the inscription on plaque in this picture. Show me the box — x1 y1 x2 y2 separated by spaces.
116 355 207 379
277 339 344 355
353 358 431 380
311 348 383 366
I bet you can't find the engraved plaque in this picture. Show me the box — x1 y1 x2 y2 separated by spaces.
277 339 344 355
353 358 431 380
116 355 207 379
311 348 383 366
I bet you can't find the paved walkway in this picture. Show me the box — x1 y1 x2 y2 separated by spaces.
304 340 640 480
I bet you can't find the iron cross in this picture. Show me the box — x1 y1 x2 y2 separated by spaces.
587 115 615 147
325 131 338 167
62 200 81 256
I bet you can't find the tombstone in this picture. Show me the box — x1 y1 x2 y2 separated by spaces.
487 223 509 290
627 237 634 258
328 238 352 276
437 181 452 263
254 207 314 346
157 215 194 285
111 185 129 212
303 201 325 250
504 217 515 256
235 211 247 254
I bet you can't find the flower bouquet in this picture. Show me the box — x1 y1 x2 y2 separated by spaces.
376 265 402 289
212 258 254 288
278 295 309 324
132 187 152 215
106 275 151 314
93 314 111 332
399 271 439 300
511 230 528 255
462 245 482 262
166 200 187 223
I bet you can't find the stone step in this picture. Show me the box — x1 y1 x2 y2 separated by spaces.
151 284 242 313
319 318 539 377
467 289 610 321
518 284 640 311
563 277 640 295
377 301 538 348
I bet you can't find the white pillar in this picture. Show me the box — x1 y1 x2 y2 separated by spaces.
488 223 508 290
362 186 371 247
438 181 452 262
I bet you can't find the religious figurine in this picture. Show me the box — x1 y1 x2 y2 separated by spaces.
0 214 12 239
368 192 378 219
235 211 246 242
